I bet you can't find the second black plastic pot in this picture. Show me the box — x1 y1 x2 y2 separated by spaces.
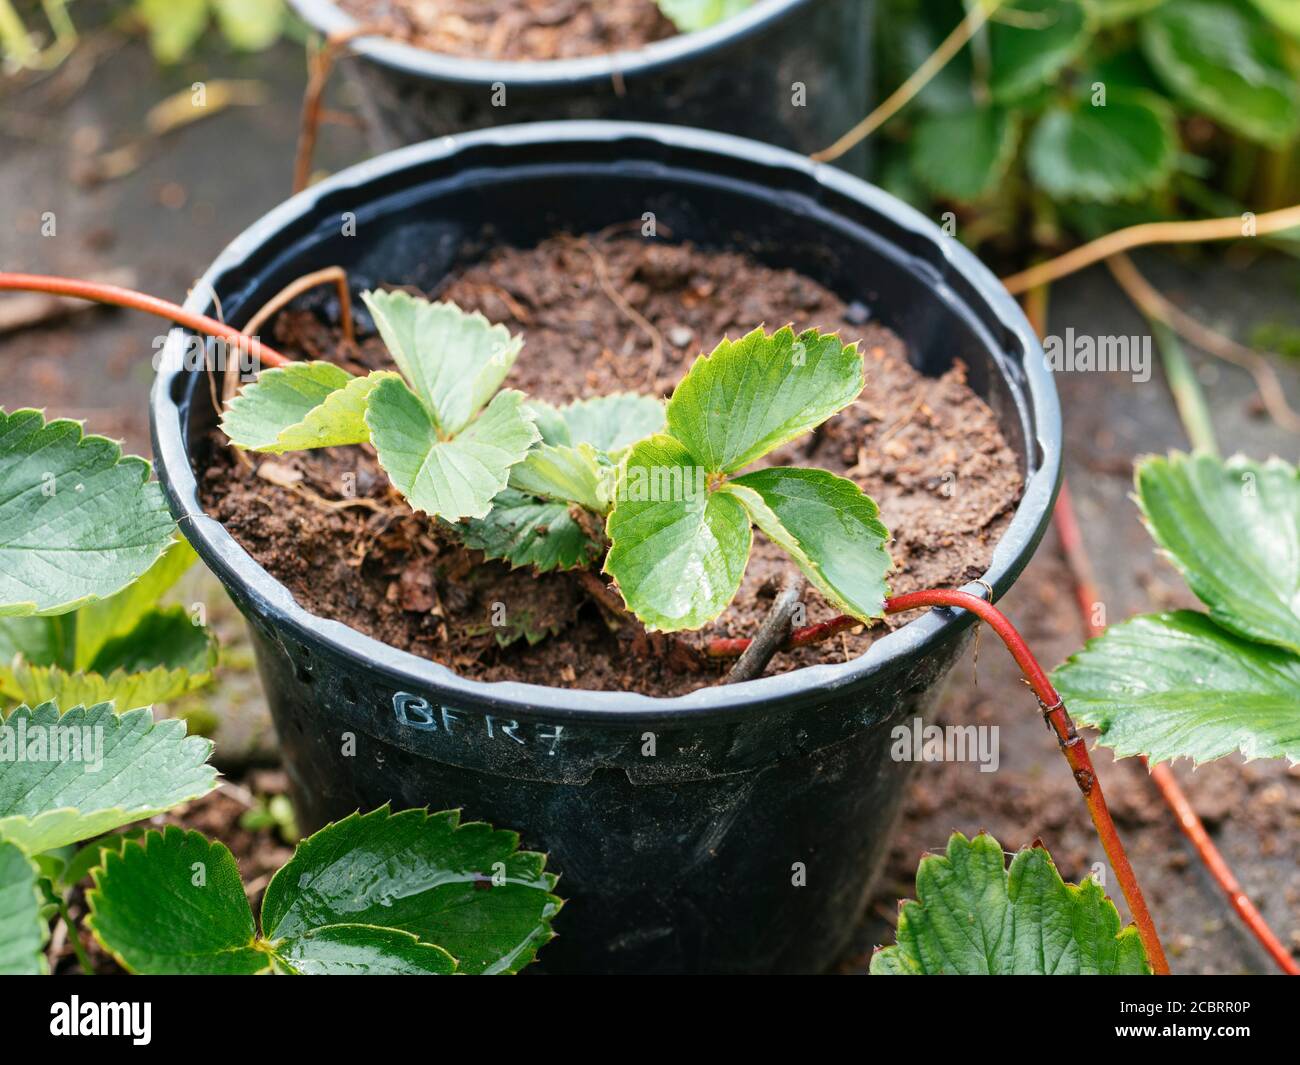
289 0 873 173
151 121 1060 974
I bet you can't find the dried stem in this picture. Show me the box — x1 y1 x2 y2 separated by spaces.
810 0 1002 163
293 25 382 194
707 588 1171 974
1001 204 1300 294
0 272 291 367
725 574 805 683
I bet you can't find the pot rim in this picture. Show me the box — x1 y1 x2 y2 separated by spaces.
150 120 1062 723
286 0 811 87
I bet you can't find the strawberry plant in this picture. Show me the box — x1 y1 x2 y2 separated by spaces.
1053 451 1299 765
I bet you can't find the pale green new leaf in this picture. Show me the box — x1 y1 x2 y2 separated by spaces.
460 490 603 573
220 362 394 453
724 467 892 621
1135 452 1299 654
0 840 46 975
367 379 538 521
911 106 1018 202
1249 0 1300 39
1028 95 1178 202
509 443 611 514
0 409 176 618
1142 0 1300 146
211 0 284 50
554 393 666 457
605 434 752 631
0 703 217 854
989 0 1092 104
665 327 863 475
871 832 1150 975
261 807 561 975
136 0 208 64
656 0 753 33
362 290 523 437
1052 611 1300 764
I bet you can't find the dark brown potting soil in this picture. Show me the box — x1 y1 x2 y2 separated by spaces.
198 233 1023 695
338 0 677 61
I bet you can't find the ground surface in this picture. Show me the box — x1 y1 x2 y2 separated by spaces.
1 30 1296 975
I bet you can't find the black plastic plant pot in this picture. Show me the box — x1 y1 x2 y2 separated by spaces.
289 0 873 173
151 122 1060 975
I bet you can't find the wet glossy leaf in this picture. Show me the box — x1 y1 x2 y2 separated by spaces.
605 434 752 631
0 840 45 975
87 827 269 974
1135 453 1299 654
665 327 863 475
0 703 217 854
911 106 1017 202
989 0 1092 104
1028 94 1177 202
872 832 1150 974
724 467 892 621
656 0 753 33
273 924 456 975
1142 0 1300 146
367 379 538 521
260 807 561 975
1053 611 1300 764
220 362 393 453
0 409 176 618
362 291 523 437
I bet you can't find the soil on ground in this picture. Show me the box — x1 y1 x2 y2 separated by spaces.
198 232 1023 695
339 0 678 61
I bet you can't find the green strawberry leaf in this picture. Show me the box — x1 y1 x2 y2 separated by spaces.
552 393 666 457
871 831 1151 974
605 434 752 631
1086 0 1166 24
724 467 892 622
665 327 863 475
72 538 197 670
220 363 395 453
461 489 603 573
911 106 1018 202
1135 452 1299 654
0 409 177 618
366 379 539 521
136 0 208 64
362 291 523 437
0 839 46 975
1142 0 1300 146
211 0 284 51
1027 94 1178 202
0 702 217 854
260 807 561 975
87 827 271 974
273 924 456 975
1248 0 1300 39
1052 611 1300 765
989 0 1093 104
509 443 612 515
656 0 754 33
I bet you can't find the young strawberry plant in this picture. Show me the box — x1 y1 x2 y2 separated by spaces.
1053 451 1299 765
84 806 561 975
871 830 1151 975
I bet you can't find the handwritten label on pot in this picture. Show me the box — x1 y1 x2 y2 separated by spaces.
392 693 563 755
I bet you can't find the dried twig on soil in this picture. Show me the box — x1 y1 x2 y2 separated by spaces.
725 574 806 683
